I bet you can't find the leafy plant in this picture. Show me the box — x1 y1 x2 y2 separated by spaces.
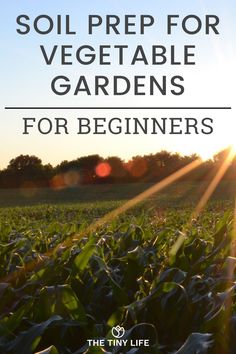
0 201 235 353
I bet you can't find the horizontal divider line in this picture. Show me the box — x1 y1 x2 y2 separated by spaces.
4 106 232 110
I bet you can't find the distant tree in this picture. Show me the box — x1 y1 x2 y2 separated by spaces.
125 156 148 181
56 159 80 174
213 147 236 180
0 147 235 188
77 155 101 169
5 155 50 187
8 155 42 171
213 147 232 164
105 156 127 181
148 151 181 179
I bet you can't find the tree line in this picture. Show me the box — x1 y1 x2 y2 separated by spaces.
0 148 235 188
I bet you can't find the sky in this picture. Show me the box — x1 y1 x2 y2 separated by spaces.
0 0 235 168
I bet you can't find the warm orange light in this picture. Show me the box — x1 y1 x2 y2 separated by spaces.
126 158 148 178
64 170 80 187
50 174 65 190
170 149 235 259
3 158 202 285
95 162 112 178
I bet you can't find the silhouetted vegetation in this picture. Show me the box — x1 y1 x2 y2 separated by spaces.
0 148 236 188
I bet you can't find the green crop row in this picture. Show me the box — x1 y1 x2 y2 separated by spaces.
0 201 235 353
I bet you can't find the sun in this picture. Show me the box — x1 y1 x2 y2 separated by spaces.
196 113 236 161
229 144 236 157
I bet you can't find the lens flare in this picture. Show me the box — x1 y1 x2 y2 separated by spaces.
95 162 112 178
50 174 65 190
64 170 80 187
2 158 202 285
126 158 148 178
